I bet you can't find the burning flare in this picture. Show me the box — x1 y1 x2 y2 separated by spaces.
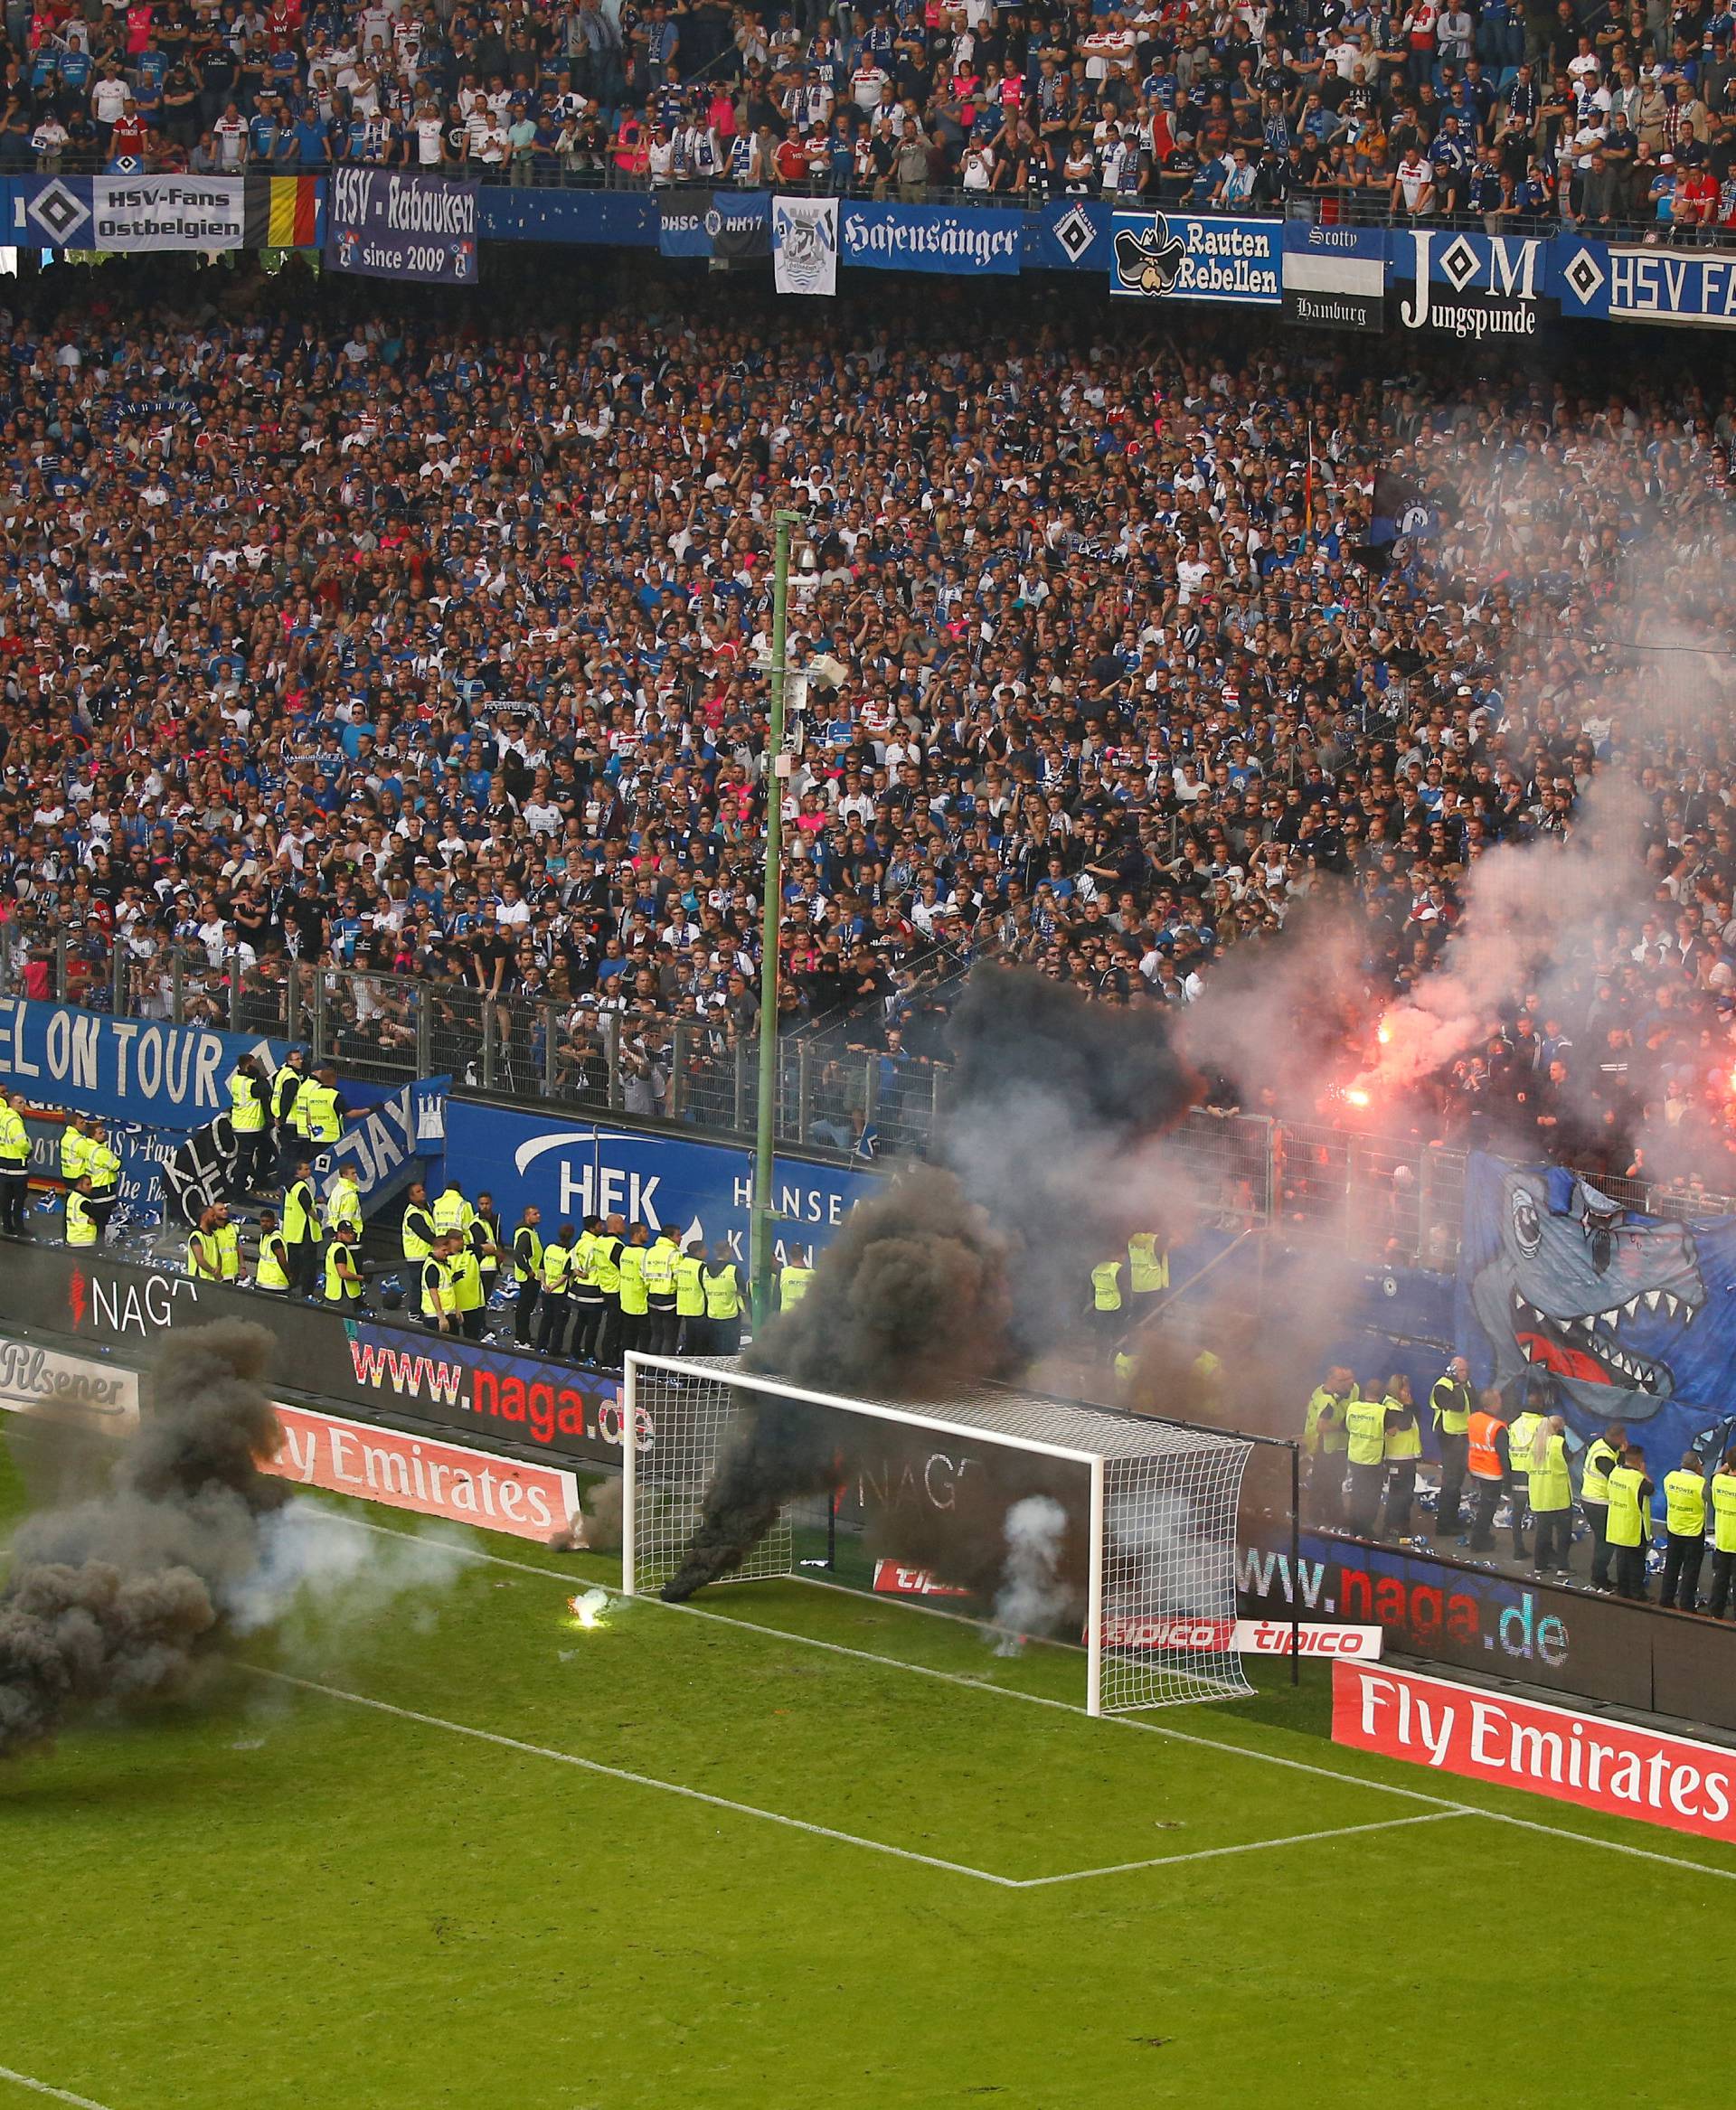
566 1587 609 1630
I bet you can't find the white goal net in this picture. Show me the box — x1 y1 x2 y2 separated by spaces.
623 1352 1253 1715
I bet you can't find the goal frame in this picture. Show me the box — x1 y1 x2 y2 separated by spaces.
622 1351 1250 1717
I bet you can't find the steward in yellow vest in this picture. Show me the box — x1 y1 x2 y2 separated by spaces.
512 1207 543 1347
401 1182 437 1264
1605 1451 1656 1602
1127 1232 1169 1297
420 1239 457 1332
673 1240 706 1352
255 1211 290 1292
281 1160 324 1301
536 1224 574 1358
1661 1451 1710 1613
1429 1356 1474 1538
324 1225 364 1305
1303 1368 1355 1526
1707 1452 1736 1620
58 1116 88 1187
1378 1375 1422 1537
1527 1416 1573 1576
0 1090 31 1238
703 1243 743 1356
1344 1386 1403 1538
1579 1421 1627 1593
64 1180 99 1248
449 1239 485 1342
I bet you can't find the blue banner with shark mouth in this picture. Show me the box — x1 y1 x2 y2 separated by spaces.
1458 1153 1736 1466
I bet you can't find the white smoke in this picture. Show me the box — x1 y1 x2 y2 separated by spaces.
222 1504 469 1644
989 1493 1069 1655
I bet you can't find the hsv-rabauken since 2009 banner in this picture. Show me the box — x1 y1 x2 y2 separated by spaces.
325 169 478 286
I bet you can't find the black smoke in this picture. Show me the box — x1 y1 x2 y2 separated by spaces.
943 966 1199 1355
659 1163 1006 1600
661 969 1198 1600
0 1321 286 1757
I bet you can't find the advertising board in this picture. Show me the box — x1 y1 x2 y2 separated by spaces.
263 1400 579 1540
1334 1659 1736 1847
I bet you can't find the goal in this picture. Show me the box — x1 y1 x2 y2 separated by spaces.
622 1352 1254 1715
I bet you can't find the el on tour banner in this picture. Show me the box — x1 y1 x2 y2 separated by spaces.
1335 1659 1736 1849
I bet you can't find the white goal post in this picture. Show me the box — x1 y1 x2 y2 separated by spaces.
622 1352 1255 1715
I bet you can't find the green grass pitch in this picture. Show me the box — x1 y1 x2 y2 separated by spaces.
1 1435 1730 2110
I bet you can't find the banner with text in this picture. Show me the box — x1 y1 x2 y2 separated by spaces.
10 174 318 252
264 1400 580 1540
1391 227 1554 338
841 201 1022 276
3 1238 630 1469
1109 211 1280 305
1335 1660 1736 1847
1282 222 1387 332
441 1101 875 1267
326 169 477 285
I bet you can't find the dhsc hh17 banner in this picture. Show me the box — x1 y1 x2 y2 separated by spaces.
326 169 478 285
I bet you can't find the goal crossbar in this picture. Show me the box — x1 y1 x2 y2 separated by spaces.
622 1352 1254 1716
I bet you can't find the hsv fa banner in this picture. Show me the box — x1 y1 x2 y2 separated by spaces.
326 169 477 285
772 193 837 297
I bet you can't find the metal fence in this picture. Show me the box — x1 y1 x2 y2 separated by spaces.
8 918 1731 1236
1163 1110 1736 1269
0 928 944 1161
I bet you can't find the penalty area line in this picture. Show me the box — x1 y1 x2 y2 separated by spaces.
1011 1809 1471 1888
244 1664 1023 1889
329 1512 1736 1888
0 2064 118 2110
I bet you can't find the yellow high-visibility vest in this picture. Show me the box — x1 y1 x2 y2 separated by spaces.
257 1234 290 1290
703 1265 741 1319
1712 1472 1736 1555
1664 1469 1707 1539
1605 1465 1652 1549
1429 1377 1473 1436
1382 1405 1421 1461
1344 1397 1388 1466
283 1178 321 1245
450 1247 484 1313
1529 1434 1573 1513
0 1105 27 1164
324 1243 363 1302
1090 1260 1123 1312
227 1070 267 1132
326 1181 362 1236
401 1205 435 1263
641 1238 678 1295
297 1084 341 1142
1507 1412 1542 1484
1127 1233 1169 1294
514 1225 543 1283
432 1188 473 1238
420 1256 452 1319
59 1128 87 1182
1580 1437 1620 1505
542 1243 572 1295
618 1246 649 1316
65 1190 98 1246
674 1253 705 1316
1304 1385 1353 1456
82 1140 119 1193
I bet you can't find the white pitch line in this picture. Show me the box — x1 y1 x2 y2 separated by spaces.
330 1512 1736 1887
248 1665 1022 1889
0 2064 116 2110
1008 1809 1469 1889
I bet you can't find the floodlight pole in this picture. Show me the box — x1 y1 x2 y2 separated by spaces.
750 508 804 1333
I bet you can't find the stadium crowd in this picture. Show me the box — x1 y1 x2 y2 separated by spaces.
0 266 1735 1192
12 0 1736 234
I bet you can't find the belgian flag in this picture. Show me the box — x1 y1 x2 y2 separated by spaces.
242 174 320 250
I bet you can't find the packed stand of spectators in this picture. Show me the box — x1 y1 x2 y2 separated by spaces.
4 268 1736 1184
9 0 1736 236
